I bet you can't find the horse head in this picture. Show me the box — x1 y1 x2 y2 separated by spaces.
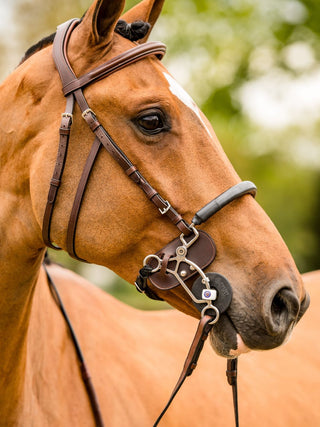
18 0 309 357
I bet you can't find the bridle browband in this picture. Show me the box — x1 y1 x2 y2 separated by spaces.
42 18 257 427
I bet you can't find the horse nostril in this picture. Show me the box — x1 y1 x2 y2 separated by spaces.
296 291 310 322
268 288 300 334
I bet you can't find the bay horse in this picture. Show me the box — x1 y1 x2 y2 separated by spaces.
0 0 310 425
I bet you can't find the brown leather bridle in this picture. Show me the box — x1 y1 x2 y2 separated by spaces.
42 18 192 261
42 18 257 427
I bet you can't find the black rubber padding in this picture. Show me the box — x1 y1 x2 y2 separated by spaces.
192 272 233 314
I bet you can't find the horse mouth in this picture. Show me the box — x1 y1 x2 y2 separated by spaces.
209 290 310 357
209 313 250 358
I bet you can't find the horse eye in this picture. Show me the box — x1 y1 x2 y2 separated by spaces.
139 115 162 130
135 112 168 135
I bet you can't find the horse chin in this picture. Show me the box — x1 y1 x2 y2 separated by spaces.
209 314 251 358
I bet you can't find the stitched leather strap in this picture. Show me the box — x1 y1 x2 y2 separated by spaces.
67 137 101 260
43 18 191 257
80 108 191 236
42 95 74 249
153 315 214 426
226 358 239 427
44 263 105 427
63 41 166 96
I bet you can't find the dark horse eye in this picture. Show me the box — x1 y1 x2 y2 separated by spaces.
138 115 162 131
135 111 169 135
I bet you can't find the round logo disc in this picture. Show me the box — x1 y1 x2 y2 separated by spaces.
192 272 233 314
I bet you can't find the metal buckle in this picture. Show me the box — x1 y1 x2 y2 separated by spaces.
81 108 96 119
159 200 171 215
61 112 73 124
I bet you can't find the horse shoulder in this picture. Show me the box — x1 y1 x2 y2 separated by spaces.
28 264 234 426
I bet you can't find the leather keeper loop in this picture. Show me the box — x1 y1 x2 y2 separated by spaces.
59 127 70 136
144 187 158 200
47 186 57 204
50 178 61 187
176 219 193 236
125 165 138 176
89 120 101 133
83 114 101 132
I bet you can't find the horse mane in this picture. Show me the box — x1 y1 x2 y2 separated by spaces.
20 33 56 64
19 19 150 65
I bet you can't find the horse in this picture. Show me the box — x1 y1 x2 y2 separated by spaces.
0 0 310 425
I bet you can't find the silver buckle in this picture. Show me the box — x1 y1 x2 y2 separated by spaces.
159 200 171 215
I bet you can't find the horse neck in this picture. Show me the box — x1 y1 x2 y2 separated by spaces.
0 55 50 419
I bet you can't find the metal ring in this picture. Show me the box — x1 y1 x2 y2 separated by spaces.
143 254 162 273
201 304 220 324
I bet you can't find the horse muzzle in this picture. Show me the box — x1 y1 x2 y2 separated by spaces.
135 180 308 357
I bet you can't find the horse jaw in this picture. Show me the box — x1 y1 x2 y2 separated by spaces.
229 335 251 357
209 318 251 358
206 313 245 357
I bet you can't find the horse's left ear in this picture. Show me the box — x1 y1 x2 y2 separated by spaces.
81 0 126 45
121 0 165 43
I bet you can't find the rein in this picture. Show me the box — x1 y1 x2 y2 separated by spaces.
44 262 238 427
42 18 256 426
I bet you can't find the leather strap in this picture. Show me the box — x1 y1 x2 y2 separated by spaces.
67 137 101 260
153 314 214 426
192 181 257 226
43 18 191 257
154 317 240 427
42 95 74 249
226 358 239 427
44 263 105 427
63 41 166 96
80 109 191 235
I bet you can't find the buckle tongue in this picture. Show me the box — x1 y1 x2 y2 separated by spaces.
159 200 171 215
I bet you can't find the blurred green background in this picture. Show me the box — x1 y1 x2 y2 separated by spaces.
1 0 319 309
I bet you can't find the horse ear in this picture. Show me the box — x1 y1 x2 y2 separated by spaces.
121 0 165 43
82 0 126 44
